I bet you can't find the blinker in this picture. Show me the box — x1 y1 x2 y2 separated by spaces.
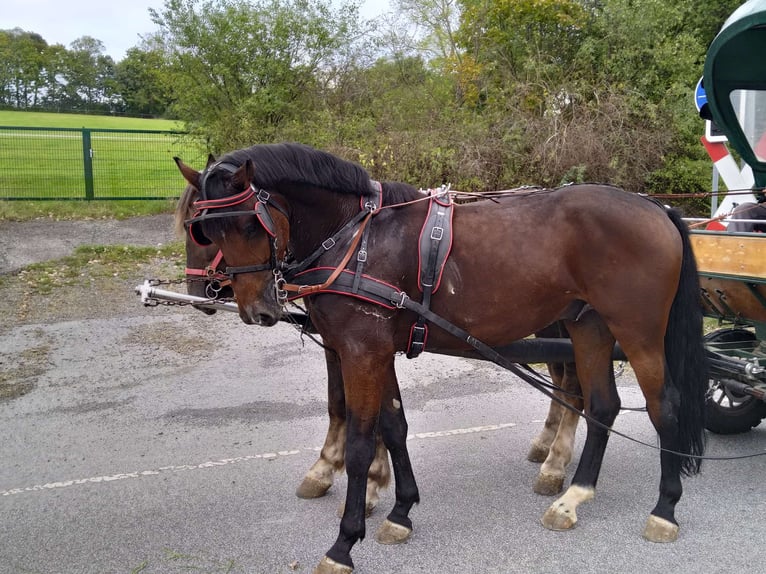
188 218 212 246
185 186 280 247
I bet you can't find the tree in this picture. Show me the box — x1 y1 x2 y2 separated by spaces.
60 36 116 111
0 29 49 108
151 0 363 150
114 47 172 117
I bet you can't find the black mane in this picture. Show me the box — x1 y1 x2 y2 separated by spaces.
210 143 420 205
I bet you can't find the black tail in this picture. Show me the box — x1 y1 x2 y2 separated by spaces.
664 208 707 475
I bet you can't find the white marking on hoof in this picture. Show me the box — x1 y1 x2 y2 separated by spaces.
541 484 594 531
313 556 353 574
375 519 412 545
643 514 679 543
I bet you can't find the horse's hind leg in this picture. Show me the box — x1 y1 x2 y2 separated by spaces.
533 361 583 496
296 347 391 517
630 352 685 543
541 312 619 531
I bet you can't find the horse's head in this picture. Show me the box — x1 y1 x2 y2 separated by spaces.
175 165 235 315
175 156 290 326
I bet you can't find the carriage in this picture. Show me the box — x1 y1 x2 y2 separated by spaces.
133 2 766 571
689 0 766 434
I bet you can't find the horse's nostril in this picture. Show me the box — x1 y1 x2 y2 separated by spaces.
258 313 278 326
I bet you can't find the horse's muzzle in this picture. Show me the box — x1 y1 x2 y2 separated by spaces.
238 306 279 326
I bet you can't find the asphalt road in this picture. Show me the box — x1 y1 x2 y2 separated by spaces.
2 304 766 574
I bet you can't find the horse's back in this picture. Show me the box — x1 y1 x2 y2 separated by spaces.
427 184 683 345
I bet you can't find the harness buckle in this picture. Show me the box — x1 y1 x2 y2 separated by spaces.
322 237 336 251
256 189 270 203
392 291 409 309
430 226 444 241
357 249 368 263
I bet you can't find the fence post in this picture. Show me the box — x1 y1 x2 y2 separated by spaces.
81 128 94 200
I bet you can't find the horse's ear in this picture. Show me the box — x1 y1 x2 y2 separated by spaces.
232 159 255 191
206 154 217 167
174 157 201 189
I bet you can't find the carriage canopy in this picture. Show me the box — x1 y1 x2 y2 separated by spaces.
704 0 766 189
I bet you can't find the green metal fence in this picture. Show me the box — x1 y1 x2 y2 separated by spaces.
0 126 206 200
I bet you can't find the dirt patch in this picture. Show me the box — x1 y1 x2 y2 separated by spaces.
0 215 185 403
0 214 178 327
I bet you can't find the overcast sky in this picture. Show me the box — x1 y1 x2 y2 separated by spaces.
1 0 390 60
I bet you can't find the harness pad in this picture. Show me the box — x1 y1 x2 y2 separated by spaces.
408 190 455 358
417 191 454 293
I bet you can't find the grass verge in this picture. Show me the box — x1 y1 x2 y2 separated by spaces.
0 199 177 221
0 243 186 295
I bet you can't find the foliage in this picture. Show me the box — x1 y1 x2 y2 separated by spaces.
150 0 364 152
114 48 173 117
1 0 748 206
0 29 121 114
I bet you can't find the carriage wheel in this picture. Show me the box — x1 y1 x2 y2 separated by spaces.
704 328 766 434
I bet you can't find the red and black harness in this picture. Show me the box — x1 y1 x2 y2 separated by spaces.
185 163 455 357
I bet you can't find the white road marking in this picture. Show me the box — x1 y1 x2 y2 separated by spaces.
0 422 517 497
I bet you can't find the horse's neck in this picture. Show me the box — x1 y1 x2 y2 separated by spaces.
286 195 361 261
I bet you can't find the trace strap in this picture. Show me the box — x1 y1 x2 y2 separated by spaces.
285 269 718 461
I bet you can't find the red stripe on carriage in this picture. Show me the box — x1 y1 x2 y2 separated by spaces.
706 220 727 231
701 136 729 163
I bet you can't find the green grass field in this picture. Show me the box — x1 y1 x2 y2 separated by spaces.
0 111 207 218
0 110 184 130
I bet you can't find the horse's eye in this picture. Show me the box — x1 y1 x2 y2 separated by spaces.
243 221 262 239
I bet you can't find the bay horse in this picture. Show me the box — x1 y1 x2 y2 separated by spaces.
175 180 583 506
175 143 706 574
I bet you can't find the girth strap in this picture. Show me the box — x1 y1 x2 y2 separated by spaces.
407 190 454 358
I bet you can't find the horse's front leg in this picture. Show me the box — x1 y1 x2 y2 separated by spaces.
375 366 420 544
297 349 348 500
316 351 414 574
297 348 391 516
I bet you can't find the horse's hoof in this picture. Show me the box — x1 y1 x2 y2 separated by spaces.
642 514 679 543
375 519 412 545
541 503 577 531
533 472 565 496
313 556 353 574
527 442 549 463
296 476 332 499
